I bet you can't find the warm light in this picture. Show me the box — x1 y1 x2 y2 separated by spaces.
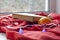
38 17 52 24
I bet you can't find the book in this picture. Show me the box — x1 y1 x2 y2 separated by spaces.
12 13 45 22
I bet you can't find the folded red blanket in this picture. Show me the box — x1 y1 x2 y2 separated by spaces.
6 26 60 40
0 13 60 40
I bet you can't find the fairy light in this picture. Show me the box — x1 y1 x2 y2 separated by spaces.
19 27 23 34
42 28 46 32
42 24 46 32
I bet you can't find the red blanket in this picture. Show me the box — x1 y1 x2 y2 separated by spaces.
0 13 60 40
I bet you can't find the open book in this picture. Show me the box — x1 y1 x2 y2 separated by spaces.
12 13 45 22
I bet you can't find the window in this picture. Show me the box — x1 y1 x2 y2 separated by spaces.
0 0 49 13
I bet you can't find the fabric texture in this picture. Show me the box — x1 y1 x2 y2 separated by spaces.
0 13 60 40
48 13 60 20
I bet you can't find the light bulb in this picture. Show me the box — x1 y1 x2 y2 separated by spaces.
19 27 23 34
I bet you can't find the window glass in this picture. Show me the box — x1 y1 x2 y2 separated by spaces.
0 0 48 12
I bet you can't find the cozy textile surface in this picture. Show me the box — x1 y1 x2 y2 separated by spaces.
48 13 60 20
0 13 60 40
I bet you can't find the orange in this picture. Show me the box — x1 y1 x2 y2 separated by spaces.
38 17 52 24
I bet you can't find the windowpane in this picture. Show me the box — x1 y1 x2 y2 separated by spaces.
0 0 48 12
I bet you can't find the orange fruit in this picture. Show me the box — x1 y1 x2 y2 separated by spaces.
38 17 52 24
